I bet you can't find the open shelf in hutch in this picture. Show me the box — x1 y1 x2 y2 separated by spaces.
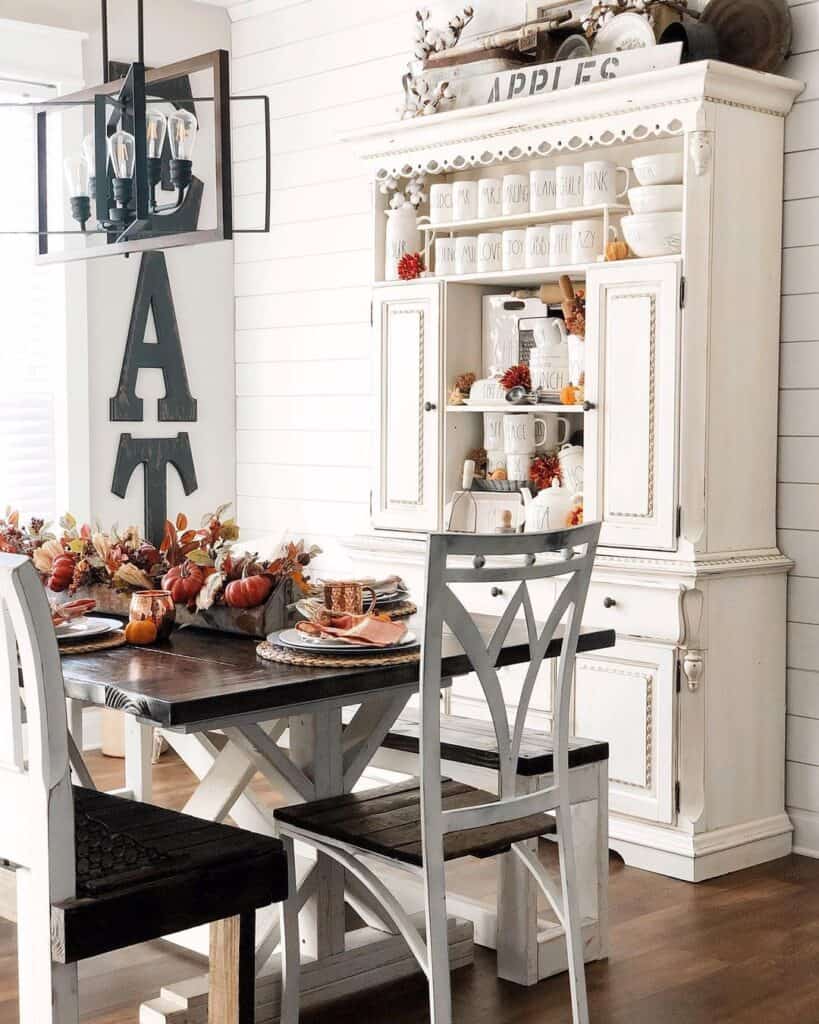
347 62 803 884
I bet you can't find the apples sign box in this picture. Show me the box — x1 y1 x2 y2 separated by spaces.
448 43 683 109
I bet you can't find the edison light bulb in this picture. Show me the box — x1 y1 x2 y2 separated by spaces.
146 111 167 160
63 154 89 198
168 109 197 161
108 130 136 179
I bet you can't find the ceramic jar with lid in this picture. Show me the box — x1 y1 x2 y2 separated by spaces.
522 479 576 532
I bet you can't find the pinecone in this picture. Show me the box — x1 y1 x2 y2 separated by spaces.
500 364 531 391
398 251 424 281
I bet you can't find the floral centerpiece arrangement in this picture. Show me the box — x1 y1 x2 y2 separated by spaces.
0 506 319 637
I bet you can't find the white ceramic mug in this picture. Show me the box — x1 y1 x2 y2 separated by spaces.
567 332 584 386
502 174 530 216
571 218 615 265
525 225 550 268
583 160 629 206
505 452 533 482
453 179 478 222
502 229 526 270
455 235 477 275
483 411 504 449
549 222 571 266
540 416 571 448
477 232 502 272
478 177 503 219
486 450 507 474
429 183 453 225
503 413 548 453
555 165 583 210
434 236 457 276
530 168 557 212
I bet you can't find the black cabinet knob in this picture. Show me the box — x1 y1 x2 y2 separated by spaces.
583 401 596 411
424 401 437 412
491 587 504 597
603 596 617 608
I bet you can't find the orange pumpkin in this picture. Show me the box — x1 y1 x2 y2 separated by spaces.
125 619 158 645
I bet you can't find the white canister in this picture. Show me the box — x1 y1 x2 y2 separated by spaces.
506 452 533 482
486 450 507 474
429 183 453 225
530 168 557 212
477 232 503 272
503 412 548 453
455 235 478 276
549 222 571 267
502 174 530 216
525 225 550 269
558 443 584 493
583 160 629 206
434 236 457 276
478 177 503 219
502 229 526 271
453 179 478 222
483 411 505 450
384 205 421 281
570 218 605 265
555 165 583 210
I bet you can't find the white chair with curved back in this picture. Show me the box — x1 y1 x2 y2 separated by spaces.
0 553 298 1024
275 523 604 1024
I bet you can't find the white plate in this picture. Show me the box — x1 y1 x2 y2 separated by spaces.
274 628 418 655
56 617 120 642
592 12 655 54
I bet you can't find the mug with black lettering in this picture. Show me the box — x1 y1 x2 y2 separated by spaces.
477 232 502 272
555 164 583 210
530 168 557 212
583 160 629 206
478 177 503 219
430 183 453 225
525 225 550 268
502 229 526 270
570 218 608 264
453 179 478 222
502 174 530 216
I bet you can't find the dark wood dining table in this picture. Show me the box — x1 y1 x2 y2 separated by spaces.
61 616 615 1024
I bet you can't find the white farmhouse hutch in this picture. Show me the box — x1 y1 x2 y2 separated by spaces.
345 61 802 881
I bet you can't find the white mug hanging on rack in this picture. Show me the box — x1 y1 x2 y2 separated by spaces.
583 160 630 206
384 205 421 281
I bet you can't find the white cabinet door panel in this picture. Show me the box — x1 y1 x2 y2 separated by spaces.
373 283 441 531
585 260 681 551
575 638 676 824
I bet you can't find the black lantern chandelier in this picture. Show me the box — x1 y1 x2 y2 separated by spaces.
2 0 271 261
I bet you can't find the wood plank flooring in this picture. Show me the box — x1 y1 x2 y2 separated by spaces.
2 748 819 1023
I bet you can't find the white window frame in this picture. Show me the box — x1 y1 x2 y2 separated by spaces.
0 19 91 520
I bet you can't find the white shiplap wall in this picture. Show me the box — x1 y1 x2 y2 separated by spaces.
780 0 819 856
229 0 819 852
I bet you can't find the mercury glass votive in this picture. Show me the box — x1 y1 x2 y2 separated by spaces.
130 589 176 640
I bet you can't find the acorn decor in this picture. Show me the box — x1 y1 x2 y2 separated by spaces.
398 251 425 280
500 363 532 391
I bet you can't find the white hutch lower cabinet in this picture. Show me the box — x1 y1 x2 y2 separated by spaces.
345 61 802 881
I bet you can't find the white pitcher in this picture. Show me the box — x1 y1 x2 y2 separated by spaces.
384 205 420 281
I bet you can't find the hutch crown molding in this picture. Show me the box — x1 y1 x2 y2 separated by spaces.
344 61 803 881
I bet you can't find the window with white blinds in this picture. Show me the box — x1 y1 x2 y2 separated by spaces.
0 78 63 523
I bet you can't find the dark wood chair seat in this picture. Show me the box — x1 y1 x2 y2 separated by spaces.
50 786 288 965
274 777 556 868
379 709 609 777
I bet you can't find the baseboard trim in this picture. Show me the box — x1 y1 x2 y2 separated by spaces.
789 807 819 858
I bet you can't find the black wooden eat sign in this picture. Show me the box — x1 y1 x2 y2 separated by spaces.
110 251 199 545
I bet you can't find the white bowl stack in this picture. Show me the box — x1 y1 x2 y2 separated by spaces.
621 153 683 258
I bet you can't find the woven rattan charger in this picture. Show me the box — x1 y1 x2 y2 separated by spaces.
58 630 128 656
257 639 420 669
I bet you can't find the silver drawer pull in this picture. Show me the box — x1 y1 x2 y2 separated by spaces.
603 596 617 608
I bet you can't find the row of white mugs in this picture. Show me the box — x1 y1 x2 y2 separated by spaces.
430 161 628 224
487 411 582 487
435 218 614 274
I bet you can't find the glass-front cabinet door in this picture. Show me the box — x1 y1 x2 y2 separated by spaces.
584 260 681 551
372 283 441 531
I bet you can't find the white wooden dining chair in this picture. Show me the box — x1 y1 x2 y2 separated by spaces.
275 523 602 1024
0 553 297 1024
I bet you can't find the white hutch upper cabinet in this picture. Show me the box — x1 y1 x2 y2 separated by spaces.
372 283 441 532
584 259 681 551
345 62 803 882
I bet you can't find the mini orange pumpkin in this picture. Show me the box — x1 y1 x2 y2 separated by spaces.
125 619 158 645
560 384 579 406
